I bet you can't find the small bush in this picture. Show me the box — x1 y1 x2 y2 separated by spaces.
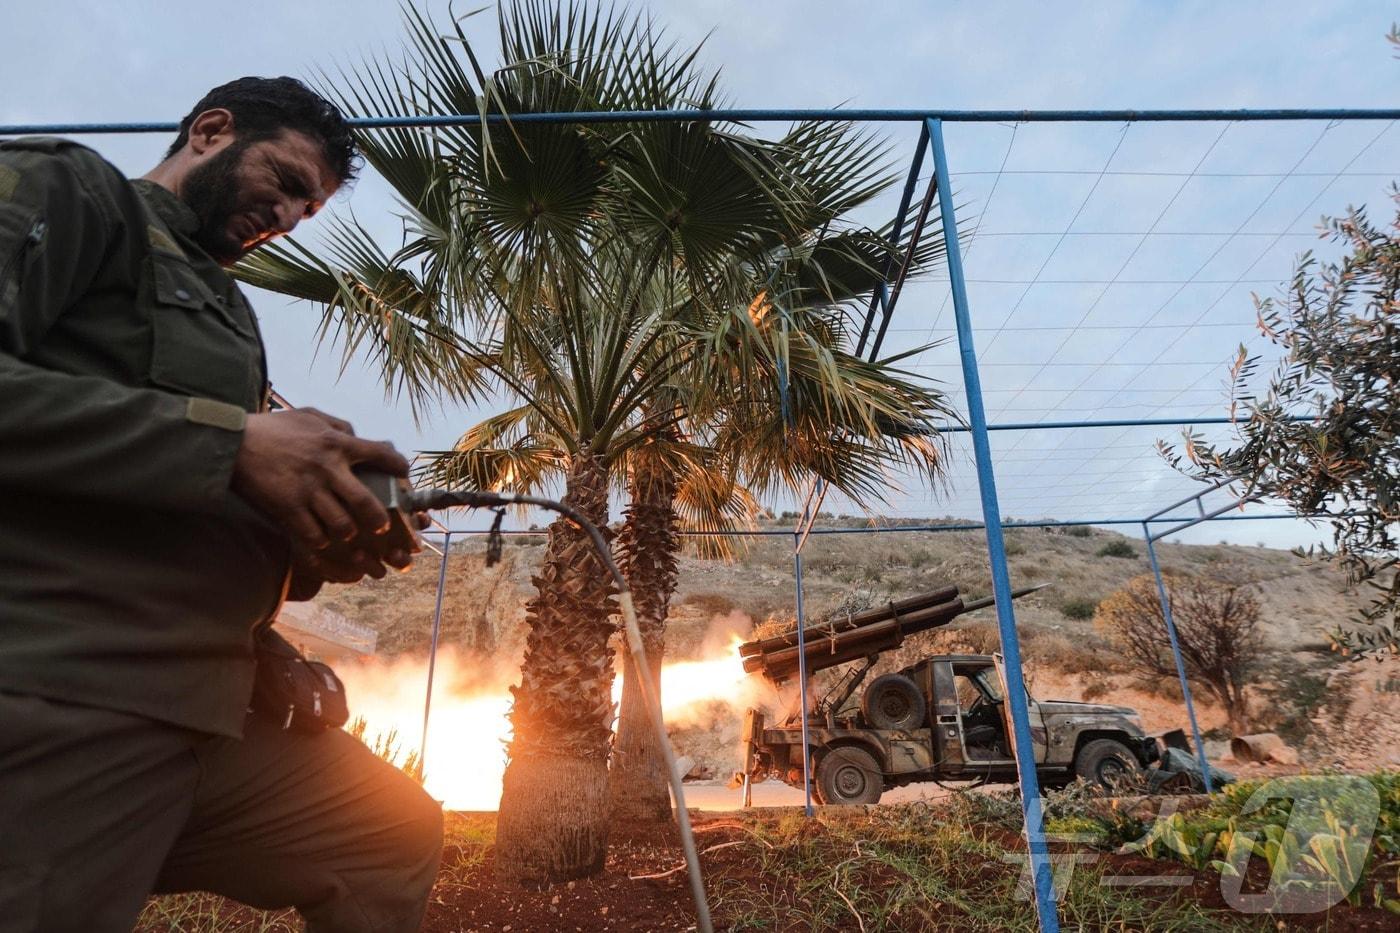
682 592 737 616
1065 525 1094 538
1060 597 1099 620
1096 540 1136 559
906 547 934 569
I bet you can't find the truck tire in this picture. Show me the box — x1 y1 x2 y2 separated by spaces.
814 747 883 805
861 674 927 730
1074 738 1141 790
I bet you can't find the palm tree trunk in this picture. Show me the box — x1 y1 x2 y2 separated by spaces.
609 453 680 824
495 451 617 886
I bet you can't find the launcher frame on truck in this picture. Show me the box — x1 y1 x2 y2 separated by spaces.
736 584 1160 805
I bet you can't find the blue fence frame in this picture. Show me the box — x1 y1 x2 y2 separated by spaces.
18 105 1392 933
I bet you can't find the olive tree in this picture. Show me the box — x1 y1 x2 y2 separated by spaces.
1162 186 1399 657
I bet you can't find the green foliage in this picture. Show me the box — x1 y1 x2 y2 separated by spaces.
1135 811 1229 871
1135 772 1400 910
1095 539 1137 559
1161 183 1400 656
1059 596 1099 620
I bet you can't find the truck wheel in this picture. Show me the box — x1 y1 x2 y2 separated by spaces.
1074 738 1141 790
815 747 883 806
861 674 927 730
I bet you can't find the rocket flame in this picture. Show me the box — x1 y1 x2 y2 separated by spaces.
336 634 752 810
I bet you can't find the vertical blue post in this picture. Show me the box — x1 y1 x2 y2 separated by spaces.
928 117 1060 932
1142 526 1213 792
420 531 451 775
794 537 815 817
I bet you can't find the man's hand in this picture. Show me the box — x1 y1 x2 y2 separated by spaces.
232 408 411 561
285 544 399 602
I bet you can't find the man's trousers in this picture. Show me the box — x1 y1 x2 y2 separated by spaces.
0 690 443 932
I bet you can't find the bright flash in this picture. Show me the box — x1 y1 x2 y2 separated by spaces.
336 634 752 810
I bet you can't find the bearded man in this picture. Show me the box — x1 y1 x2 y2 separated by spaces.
0 77 442 932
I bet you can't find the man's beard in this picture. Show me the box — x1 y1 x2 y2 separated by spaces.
182 140 250 265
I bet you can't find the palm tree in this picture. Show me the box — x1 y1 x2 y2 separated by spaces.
424 407 760 825
238 0 956 879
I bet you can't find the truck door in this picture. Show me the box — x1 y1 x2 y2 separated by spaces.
992 654 1048 764
928 660 966 769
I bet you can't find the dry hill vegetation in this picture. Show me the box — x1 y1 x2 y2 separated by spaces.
314 519 1398 776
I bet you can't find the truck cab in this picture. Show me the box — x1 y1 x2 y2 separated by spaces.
740 653 1158 805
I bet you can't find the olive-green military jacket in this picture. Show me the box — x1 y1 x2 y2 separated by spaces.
0 137 290 737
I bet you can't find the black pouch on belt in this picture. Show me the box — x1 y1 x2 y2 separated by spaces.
250 629 350 733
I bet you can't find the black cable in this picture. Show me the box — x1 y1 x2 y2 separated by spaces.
408 489 625 585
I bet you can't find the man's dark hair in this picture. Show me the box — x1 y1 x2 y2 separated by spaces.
167 76 360 185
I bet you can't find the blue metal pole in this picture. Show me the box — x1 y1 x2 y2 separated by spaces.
794 538 815 817
437 511 1313 538
928 117 1059 932
420 532 451 775
7 107 1399 135
1143 478 1235 523
1149 495 1261 541
938 414 1317 434
1142 525 1213 792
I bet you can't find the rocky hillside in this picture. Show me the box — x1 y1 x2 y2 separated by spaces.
311 520 1395 775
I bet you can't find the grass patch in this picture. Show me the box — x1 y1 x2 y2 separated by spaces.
1096 539 1137 559
709 801 1249 931
1059 596 1099 620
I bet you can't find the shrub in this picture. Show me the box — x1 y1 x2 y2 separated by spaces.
1095 572 1263 733
1060 597 1099 620
906 547 934 569
1096 540 1136 559
1065 525 1093 538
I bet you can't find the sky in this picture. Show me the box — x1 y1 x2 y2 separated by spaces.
3 0 1396 548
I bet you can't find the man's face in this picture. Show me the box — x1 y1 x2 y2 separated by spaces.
182 129 339 265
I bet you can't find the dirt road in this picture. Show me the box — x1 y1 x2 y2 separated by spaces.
677 779 967 811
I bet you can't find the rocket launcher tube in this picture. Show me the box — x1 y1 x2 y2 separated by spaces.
736 584 959 657
742 583 1050 683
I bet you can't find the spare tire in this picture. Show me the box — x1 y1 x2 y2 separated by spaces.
861 673 927 730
